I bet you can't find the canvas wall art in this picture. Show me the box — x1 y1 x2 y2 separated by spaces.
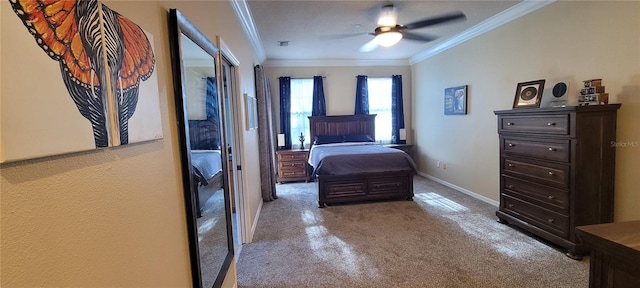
444 85 467 115
1 0 162 163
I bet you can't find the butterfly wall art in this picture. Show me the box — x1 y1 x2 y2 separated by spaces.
1 0 162 163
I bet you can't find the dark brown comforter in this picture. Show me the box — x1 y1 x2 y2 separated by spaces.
308 143 417 176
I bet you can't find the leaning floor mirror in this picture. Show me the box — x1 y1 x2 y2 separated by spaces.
168 9 234 288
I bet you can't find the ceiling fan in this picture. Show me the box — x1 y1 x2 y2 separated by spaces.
358 3 466 52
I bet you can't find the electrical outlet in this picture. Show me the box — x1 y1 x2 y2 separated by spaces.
442 163 447 170
437 161 440 168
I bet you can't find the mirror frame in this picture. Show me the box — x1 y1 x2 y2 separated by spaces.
168 9 234 288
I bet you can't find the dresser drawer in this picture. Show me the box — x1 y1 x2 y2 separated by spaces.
278 160 306 171
503 158 569 188
502 194 569 238
499 114 569 135
502 175 568 212
278 151 308 161
279 169 306 178
502 137 570 162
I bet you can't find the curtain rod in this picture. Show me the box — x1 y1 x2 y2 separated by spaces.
278 76 326 79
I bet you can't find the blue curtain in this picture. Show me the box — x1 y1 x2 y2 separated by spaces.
205 77 219 122
205 77 220 149
391 75 405 144
279 77 292 149
354 75 369 115
312 76 326 116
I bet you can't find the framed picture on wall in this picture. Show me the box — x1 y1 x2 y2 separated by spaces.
245 93 258 130
513 80 545 108
1 0 162 163
444 85 468 115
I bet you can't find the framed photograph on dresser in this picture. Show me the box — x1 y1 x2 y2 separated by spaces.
513 80 545 108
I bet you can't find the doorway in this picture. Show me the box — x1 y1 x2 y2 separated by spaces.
218 38 247 251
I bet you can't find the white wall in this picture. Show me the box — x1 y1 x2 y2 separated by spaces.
412 1 640 221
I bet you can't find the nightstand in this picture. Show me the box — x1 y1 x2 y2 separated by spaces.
385 144 414 160
276 149 309 183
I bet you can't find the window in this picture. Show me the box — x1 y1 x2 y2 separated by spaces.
290 78 313 149
368 77 392 144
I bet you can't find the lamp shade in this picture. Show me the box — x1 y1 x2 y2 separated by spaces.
277 134 285 147
399 128 406 141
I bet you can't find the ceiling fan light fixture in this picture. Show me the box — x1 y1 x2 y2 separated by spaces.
375 31 402 47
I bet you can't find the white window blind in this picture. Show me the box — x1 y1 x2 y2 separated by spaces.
368 77 392 144
290 78 313 149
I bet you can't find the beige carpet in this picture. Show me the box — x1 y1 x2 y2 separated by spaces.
237 176 589 288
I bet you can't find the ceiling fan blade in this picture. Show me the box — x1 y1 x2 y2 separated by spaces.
402 32 438 42
359 39 379 52
404 11 466 30
320 32 369 41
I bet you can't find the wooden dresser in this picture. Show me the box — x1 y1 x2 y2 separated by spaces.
276 149 309 183
576 221 640 288
494 104 621 259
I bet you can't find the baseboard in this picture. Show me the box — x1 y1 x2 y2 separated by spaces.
247 200 263 243
417 171 499 207
234 243 243 261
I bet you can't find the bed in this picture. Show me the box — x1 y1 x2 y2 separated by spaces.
191 149 223 217
308 114 416 208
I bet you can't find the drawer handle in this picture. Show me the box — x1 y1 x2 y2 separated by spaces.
507 185 514 189
548 171 555 176
548 218 555 223
508 143 515 147
547 122 556 126
506 122 514 126
548 195 555 200
548 147 556 151
508 204 514 208
507 163 514 167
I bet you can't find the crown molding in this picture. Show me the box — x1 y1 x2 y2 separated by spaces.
232 0 555 67
263 59 410 67
217 36 240 66
409 0 556 65
230 0 266 63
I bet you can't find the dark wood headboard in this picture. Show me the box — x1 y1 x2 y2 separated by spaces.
188 119 220 150
308 114 377 142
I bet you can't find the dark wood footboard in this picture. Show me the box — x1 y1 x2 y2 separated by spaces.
194 171 224 217
317 170 414 208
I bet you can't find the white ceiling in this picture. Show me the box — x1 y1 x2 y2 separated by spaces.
243 0 530 66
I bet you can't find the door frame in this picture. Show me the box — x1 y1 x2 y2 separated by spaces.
217 36 249 248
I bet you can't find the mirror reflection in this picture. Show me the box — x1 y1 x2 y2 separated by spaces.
180 34 228 288
169 9 233 288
